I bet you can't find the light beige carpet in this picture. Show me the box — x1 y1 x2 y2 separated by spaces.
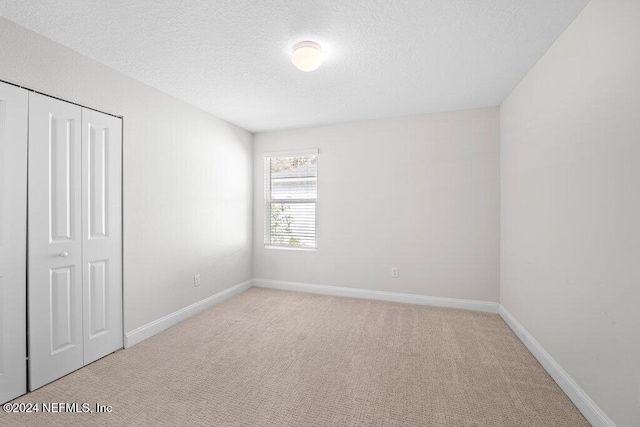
3 288 587 426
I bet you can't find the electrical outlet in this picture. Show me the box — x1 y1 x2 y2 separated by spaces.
194 274 201 287
391 267 399 278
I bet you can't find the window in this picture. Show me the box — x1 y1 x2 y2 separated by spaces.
264 150 318 249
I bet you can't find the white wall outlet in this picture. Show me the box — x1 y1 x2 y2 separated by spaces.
194 274 201 287
391 267 399 278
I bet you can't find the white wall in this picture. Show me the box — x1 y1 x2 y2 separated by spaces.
0 17 253 333
254 108 500 303
500 0 640 425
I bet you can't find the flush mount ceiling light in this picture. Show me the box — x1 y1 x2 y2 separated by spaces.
291 41 323 72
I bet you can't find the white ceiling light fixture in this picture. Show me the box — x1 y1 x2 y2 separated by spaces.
291 41 323 72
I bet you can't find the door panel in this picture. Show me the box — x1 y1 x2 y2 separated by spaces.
88 260 108 336
50 117 76 241
0 82 28 403
82 108 122 364
28 92 83 390
50 266 75 352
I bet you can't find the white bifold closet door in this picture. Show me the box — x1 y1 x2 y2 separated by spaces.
81 108 123 365
28 92 122 390
0 82 28 403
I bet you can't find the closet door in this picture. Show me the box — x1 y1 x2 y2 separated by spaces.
28 92 83 390
0 82 28 403
82 108 122 364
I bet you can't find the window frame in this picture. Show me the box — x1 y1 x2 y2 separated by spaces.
263 149 318 251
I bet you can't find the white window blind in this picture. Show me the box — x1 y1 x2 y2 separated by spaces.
264 151 317 249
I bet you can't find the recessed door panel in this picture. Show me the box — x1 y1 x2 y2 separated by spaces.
0 82 28 404
50 116 76 242
28 92 83 390
88 125 109 239
82 108 122 365
50 267 74 353
89 260 108 337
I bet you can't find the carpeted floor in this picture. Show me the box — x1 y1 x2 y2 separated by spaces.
3 288 587 426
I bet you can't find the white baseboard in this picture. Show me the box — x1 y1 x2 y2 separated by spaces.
252 278 499 314
499 306 616 427
124 280 253 348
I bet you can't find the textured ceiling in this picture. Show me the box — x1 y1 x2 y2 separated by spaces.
0 0 589 132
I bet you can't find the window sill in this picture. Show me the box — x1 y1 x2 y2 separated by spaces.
264 245 317 252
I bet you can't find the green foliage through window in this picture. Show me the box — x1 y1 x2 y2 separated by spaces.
270 204 303 247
